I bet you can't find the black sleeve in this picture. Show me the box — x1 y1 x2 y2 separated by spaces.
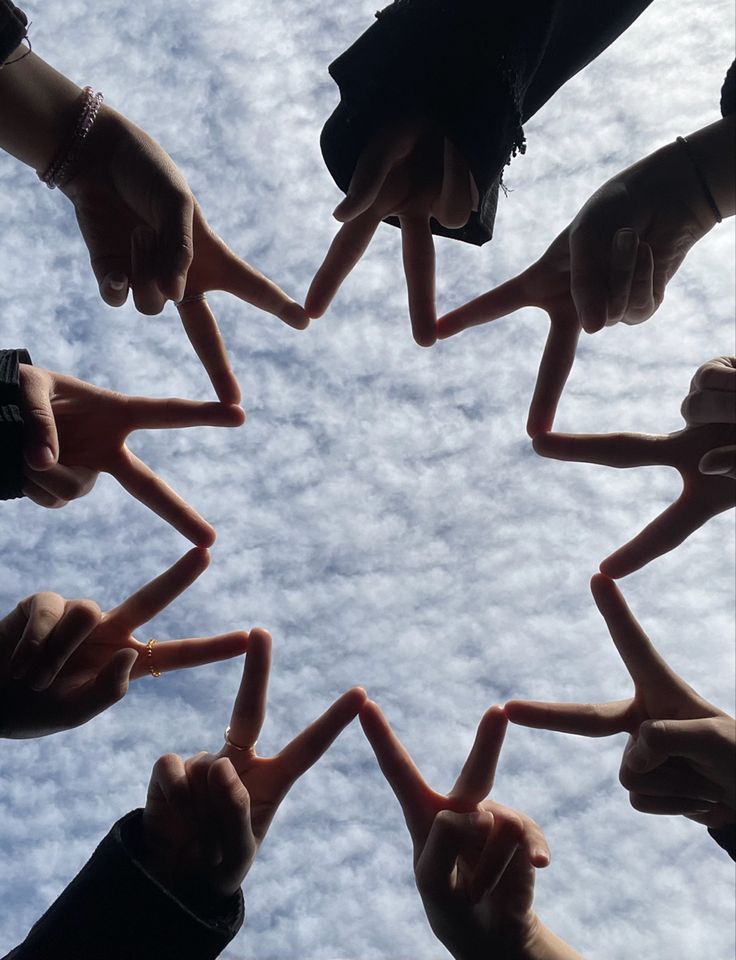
0 0 27 66
708 823 736 861
320 0 653 246
3 810 245 960
0 349 31 501
721 60 736 117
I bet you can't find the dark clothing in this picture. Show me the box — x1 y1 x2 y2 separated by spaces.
0 0 26 66
321 0 656 245
0 349 31 500
4 809 244 960
709 823 736 861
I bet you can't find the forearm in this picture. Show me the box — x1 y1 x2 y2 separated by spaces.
0 48 82 170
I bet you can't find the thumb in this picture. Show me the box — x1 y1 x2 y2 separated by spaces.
626 717 721 774
699 445 736 480
19 367 59 470
66 649 139 728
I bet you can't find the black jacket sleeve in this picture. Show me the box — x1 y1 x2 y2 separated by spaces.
320 0 654 245
0 0 27 66
0 349 31 501
3 810 245 960
708 823 736 861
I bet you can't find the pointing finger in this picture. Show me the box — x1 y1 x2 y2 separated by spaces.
176 297 241 405
436 274 530 339
449 706 507 804
505 697 632 737
224 628 272 752
399 213 437 347
306 211 382 318
126 396 245 431
106 548 210 634
143 631 249 677
532 431 673 468
527 309 581 437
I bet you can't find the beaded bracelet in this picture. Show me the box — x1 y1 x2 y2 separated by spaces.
676 135 723 224
37 86 104 189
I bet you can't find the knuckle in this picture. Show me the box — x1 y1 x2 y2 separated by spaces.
70 600 103 630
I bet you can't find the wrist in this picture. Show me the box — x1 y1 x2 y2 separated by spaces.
0 51 82 170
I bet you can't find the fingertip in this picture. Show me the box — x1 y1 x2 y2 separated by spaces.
193 524 217 549
100 272 129 307
532 848 551 868
590 571 614 595
413 330 437 349
280 302 310 330
304 290 328 320
26 444 58 471
598 554 625 579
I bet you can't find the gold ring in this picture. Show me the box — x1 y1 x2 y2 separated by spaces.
224 726 251 751
146 638 161 678
175 292 207 306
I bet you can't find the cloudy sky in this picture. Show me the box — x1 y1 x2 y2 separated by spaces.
1 2 734 958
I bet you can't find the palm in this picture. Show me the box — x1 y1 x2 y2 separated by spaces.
533 423 735 577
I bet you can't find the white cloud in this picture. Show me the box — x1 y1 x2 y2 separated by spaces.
0 1 734 957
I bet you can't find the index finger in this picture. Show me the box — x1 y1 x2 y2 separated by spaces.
224 628 272 751
273 686 368 790
220 254 308 331
112 450 215 547
448 706 507 804
360 700 433 835
106 547 210 633
591 574 681 689
399 214 436 347
125 396 245 431
532 431 674 468
526 308 581 437
505 697 632 737
137 631 249 678
305 211 382 318
436 274 531 340
176 297 241 405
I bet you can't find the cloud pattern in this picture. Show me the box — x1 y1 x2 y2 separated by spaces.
0 1 734 957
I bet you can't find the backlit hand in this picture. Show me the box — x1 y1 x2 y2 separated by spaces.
532 422 735 578
506 575 736 830
360 702 578 960
19 364 244 544
0 548 248 738
141 629 366 900
61 108 308 403
307 120 476 348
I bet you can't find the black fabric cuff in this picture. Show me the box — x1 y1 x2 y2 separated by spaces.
0 0 28 67
4 810 244 960
320 0 550 246
708 822 736 861
0 349 31 501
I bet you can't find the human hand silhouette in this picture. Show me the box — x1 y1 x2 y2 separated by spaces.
307 120 477 347
61 108 308 403
360 702 580 960
0 548 248 738
141 629 366 897
680 357 736 480
436 135 728 435
532 420 735 578
506 575 736 830
19 364 244 544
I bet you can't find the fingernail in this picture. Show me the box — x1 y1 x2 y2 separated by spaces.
108 273 127 292
37 445 56 468
626 745 648 771
616 229 636 252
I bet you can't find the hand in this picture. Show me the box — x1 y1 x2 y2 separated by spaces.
307 119 477 347
680 357 736 479
61 107 308 403
141 629 366 899
360 701 573 960
506 575 736 830
436 137 724 435
19 363 245 544
532 421 735 578
0 548 248 738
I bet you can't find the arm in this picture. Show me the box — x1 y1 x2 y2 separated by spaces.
4 810 243 960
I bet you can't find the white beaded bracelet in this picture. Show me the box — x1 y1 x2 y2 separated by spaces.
38 86 104 189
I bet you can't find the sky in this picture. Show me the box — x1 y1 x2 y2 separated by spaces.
0 2 734 958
